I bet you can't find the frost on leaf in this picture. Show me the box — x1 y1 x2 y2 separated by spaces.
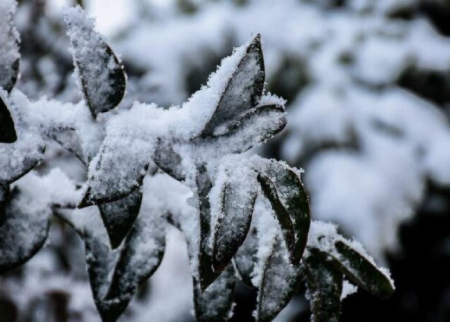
210 161 257 272
80 135 151 207
59 206 165 322
98 189 143 249
256 159 310 265
255 234 302 322
330 240 395 299
0 187 50 275
0 124 45 185
63 6 126 118
0 94 17 143
193 264 236 322
303 249 343 322
196 165 220 290
0 1 20 93
201 34 264 138
197 103 286 156
302 221 395 321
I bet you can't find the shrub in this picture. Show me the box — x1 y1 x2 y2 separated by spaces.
0 4 394 322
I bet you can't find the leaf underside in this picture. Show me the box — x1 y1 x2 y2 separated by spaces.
0 188 50 275
98 189 143 249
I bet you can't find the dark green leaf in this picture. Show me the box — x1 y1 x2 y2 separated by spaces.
64 7 126 118
0 188 50 275
79 139 150 207
257 160 310 265
211 169 257 272
197 104 286 155
196 165 220 290
330 240 395 299
193 264 236 322
303 250 343 322
201 34 265 137
105 210 166 301
256 235 302 322
0 95 17 143
98 189 143 249
59 207 165 322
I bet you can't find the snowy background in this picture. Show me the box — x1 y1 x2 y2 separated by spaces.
1 0 450 321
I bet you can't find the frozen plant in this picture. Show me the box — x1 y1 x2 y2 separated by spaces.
0 4 394 322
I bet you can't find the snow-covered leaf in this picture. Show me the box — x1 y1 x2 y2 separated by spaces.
193 264 236 322
330 240 395 299
0 1 20 93
197 104 286 156
79 136 151 207
0 130 46 185
201 34 264 138
303 249 343 322
256 160 310 265
64 6 126 118
210 163 257 272
105 209 166 302
98 189 143 249
306 221 394 308
196 165 220 290
0 187 50 275
0 94 17 143
255 235 302 322
59 207 165 322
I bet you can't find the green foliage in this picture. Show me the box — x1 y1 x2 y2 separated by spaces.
0 6 394 322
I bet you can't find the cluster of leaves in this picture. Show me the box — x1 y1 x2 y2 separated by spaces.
0 4 394 322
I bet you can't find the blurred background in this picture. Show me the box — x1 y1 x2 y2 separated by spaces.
1 0 450 321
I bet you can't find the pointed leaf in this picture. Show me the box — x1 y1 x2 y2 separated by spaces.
257 160 310 265
256 235 302 322
197 104 286 156
211 166 257 272
201 34 264 137
105 210 166 300
0 1 20 93
80 136 151 207
303 250 343 322
0 188 50 274
0 94 16 143
98 189 143 249
330 240 395 299
196 165 220 290
193 264 236 322
64 6 126 117
58 207 166 322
